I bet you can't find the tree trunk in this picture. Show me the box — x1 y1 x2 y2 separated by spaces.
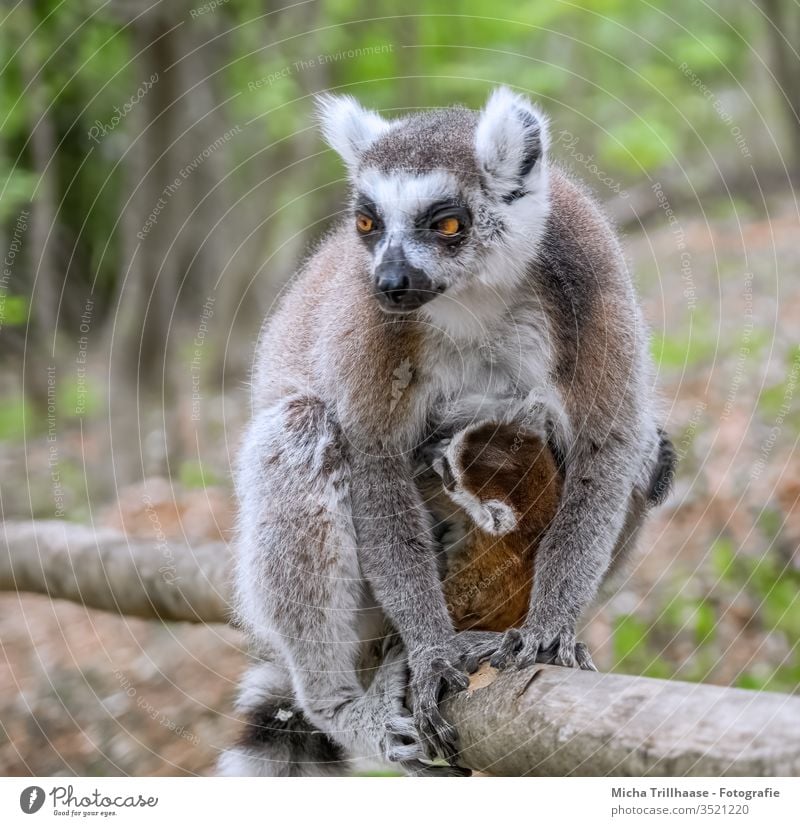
759 0 800 174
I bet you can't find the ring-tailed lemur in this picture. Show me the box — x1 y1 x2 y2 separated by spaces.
220 87 674 776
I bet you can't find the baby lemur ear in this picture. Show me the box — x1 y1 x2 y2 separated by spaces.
475 87 550 201
315 94 391 171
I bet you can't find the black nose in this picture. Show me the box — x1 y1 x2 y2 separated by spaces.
373 245 436 312
375 266 411 305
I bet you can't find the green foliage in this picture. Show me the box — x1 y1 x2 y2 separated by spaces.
651 324 717 369
0 294 29 327
178 460 219 489
0 0 779 343
0 395 29 441
758 346 800 430
612 540 800 693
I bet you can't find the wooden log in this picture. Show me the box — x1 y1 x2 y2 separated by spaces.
444 662 800 776
3 519 799 776
0 519 232 623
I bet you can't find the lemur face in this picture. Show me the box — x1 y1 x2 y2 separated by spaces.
317 88 551 314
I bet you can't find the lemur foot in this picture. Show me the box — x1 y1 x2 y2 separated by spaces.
374 635 473 773
382 712 427 765
490 626 597 671
371 636 433 767
409 643 470 763
385 706 470 776
573 642 598 671
402 760 471 777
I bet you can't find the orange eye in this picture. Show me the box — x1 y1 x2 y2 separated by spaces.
436 216 461 236
356 213 375 233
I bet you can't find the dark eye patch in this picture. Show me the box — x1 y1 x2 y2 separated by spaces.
354 195 379 221
415 199 471 246
415 199 470 229
353 194 383 245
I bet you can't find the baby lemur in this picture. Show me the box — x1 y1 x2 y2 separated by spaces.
419 419 562 633
422 417 673 647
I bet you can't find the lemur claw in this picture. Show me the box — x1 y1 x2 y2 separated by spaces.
403 760 471 777
575 642 598 671
490 628 527 669
490 626 597 672
451 630 505 673
409 643 473 763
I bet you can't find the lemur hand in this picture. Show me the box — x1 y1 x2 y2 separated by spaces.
408 642 470 762
449 630 505 673
490 625 597 671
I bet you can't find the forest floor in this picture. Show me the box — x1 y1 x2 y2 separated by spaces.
1 192 799 775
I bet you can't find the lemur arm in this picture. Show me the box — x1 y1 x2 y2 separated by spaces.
491 396 648 671
349 454 474 759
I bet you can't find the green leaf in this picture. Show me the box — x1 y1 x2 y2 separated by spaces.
694 600 716 643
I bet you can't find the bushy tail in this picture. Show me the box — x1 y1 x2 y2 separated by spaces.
217 661 350 777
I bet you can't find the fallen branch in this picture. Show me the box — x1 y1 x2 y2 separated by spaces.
3 519 799 776
0 520 232 623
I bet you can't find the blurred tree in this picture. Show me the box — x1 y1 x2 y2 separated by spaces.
0 0 795 461
758 0 800 174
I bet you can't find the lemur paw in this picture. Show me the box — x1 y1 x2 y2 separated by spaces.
490 626 597 671
383 712 427 765
384 714 470 776
402 760 471 777
450 630 505 673
490 627 539 669
574 642 598 671
409 645 470 763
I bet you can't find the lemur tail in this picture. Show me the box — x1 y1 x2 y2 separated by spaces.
217 662 350 777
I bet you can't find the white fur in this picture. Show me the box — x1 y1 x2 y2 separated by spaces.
316 94 391 171
447 487 518 536
360 168 458 269
475 87 550 194
435 433 520 536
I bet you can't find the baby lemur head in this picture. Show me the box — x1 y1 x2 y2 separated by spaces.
316 87 550 315
430 420 562 537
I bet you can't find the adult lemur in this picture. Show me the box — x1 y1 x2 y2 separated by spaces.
220 88 672 776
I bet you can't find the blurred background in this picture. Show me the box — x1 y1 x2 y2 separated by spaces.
0 0 798 775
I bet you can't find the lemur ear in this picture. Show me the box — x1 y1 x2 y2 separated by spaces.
475 87 549 200
315 94 390 171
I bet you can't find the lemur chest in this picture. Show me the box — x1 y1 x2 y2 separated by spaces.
422 317 553 420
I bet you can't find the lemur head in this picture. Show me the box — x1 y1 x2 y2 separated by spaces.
317 88 550 315
429 420 561 537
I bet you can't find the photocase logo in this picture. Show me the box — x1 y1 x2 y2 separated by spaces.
19 786 45 814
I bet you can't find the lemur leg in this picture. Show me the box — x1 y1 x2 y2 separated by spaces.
228 396 464 775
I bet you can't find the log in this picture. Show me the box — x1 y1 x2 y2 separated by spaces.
3 519 799 775
445 662 800 776
0 519 232 623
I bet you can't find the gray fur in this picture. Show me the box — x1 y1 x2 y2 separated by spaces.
222 87 669 775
